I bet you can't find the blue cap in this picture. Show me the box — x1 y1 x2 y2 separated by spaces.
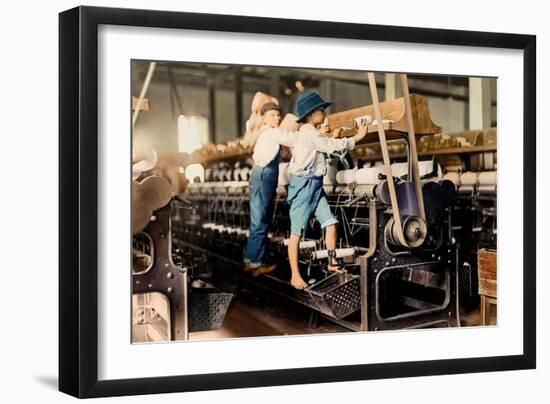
295 91 333 123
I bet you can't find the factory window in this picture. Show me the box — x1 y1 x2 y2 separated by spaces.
177 114 209 153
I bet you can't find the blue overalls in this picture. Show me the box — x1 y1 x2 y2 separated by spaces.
243 152 280 267
287 175 338 236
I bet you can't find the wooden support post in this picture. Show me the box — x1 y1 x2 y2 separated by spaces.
321 77 335 105
235 71 243 137
480 295 497 326
132 61 156 128
207 78 216 144
385 73 397 101
400 74 426 221
480 295 487 325
367 72 407 247
270 72 280 98
468 77 492 130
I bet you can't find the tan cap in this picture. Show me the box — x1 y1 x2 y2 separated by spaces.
260 102 281 116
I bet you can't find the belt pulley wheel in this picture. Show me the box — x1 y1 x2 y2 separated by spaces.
386 215 427 248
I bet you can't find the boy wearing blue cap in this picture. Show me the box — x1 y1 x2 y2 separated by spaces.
287 91 368 289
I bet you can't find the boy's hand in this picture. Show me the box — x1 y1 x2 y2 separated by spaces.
331 128 342 138
320 117 332 135
319 125 331 134
353 123 368 143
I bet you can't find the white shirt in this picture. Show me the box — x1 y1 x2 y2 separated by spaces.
242 116 263 147
288 124 356 177
252 126 298 167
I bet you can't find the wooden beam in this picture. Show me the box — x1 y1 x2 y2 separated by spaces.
327 94 442 143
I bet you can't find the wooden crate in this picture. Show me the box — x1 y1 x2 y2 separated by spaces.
478 249 497 298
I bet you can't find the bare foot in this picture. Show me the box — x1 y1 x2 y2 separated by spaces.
328 265 342 273
290 276 308 289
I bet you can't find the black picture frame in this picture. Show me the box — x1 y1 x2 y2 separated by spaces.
59 5 536 398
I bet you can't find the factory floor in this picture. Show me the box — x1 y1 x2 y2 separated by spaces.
189 288 496 341
189 289 347 340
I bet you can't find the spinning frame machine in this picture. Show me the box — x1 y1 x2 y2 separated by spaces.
170 73 465 332
132 72 498 340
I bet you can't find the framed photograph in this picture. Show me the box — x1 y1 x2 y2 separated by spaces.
59 5 536 398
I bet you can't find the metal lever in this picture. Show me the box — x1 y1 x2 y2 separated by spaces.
173 194 193 205
345 193 368 207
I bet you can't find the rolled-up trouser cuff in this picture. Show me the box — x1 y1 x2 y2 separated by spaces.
320 217 339 229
